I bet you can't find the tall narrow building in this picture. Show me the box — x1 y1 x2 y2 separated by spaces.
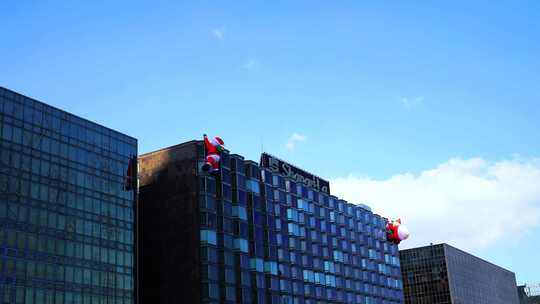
138 140 404 304
0 87 137 304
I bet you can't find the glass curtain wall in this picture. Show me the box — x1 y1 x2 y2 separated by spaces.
0 88 137 304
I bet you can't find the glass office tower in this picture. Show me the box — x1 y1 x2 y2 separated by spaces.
0 87 137 304
139 141 404 304
400 243 519 304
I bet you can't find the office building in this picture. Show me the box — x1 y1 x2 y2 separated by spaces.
138 141 404 304
0 87 137 304
518 284 540 304
400 243 519 304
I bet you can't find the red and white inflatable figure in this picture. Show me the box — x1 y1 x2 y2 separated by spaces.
386 218 409 245
202 134 225 173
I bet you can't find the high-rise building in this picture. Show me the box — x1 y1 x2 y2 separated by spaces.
518 284 540 304
138 140 404 304
0 87 137 304
399 243 519 304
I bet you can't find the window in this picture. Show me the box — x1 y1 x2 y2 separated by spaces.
201 264 219 281
200 246 218 263
200 212 217 229
324 261 335 273
265 261 278 275
250 258 264 272
225 285 236 302
280 279 291 292
201 195 216 211
303 269 314 283
2 124 12 141
333 250 344 263
220 250 233 266
288 223 299 237
202 282 219 299
232 206 247 220
200 229 217 245
246 179 260 194
273 176 279 186
287 209 298 222
240 271 251 287
234 238 249 253
225 268 236 284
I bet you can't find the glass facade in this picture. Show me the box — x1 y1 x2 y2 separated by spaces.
198 152 404 304
518 284 540 304
399 244 450 304
0 87 137 304
445 245 519 304
400 244 519 304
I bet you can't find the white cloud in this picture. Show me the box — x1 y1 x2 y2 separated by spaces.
211 27 225 40
286 133 306 151
242 59 259 70
400 96 424 108
331 158 540 251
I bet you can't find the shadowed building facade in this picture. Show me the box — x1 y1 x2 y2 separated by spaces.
518 284 540 304
400 243 519 304
138 141 404 304
0 87 137 304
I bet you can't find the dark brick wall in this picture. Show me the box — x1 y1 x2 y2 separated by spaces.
138 141 201 304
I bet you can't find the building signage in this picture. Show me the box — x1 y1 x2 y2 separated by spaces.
260 153 330 194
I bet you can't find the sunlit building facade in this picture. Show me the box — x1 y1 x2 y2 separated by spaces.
139 141 403 304
0 87 137 304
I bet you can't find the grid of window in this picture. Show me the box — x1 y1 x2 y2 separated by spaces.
199 151 403 304
400 244 519 304
399 245 450 304
444 245 519 304
0 88 136 304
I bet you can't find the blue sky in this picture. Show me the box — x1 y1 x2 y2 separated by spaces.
2 1 539 284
